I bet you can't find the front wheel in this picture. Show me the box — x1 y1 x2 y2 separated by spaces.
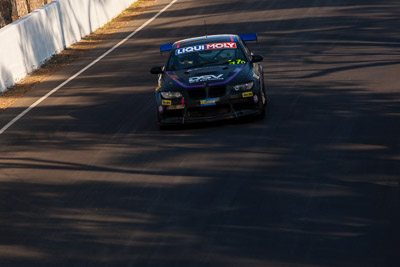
255 93 266 119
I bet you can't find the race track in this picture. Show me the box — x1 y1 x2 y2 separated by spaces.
1 0 400 266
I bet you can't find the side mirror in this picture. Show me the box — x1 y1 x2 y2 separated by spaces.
150 66 164 74
251 55 263 63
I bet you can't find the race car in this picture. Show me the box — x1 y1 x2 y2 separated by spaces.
150 34 266 125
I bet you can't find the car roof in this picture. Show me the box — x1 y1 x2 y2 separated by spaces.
172 34 239 49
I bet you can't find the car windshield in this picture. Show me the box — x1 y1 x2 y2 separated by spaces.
166 42 247 71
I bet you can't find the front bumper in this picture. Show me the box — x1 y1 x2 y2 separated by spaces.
158 95 261 125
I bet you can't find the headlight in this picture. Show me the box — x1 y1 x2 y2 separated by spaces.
161 91 182 99
233 81 254 91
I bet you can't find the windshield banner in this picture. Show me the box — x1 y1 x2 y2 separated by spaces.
175 42 237 55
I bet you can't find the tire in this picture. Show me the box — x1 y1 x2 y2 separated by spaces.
255 92 266 119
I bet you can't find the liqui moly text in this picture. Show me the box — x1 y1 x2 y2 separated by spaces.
175 42 237 55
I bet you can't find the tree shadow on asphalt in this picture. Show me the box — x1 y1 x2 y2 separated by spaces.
1 0 400 266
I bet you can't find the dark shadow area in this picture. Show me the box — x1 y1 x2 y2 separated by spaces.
1 0 400 266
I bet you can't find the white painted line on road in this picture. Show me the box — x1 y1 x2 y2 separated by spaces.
0 0 178 136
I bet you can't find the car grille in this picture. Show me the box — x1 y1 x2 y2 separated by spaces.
209 85 226 98
188 88 206 99
187 104 231 118
187 85 227 99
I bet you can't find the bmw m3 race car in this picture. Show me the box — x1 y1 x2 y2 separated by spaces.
150 34 266 125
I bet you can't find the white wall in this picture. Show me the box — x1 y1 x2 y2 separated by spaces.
0 0 138 92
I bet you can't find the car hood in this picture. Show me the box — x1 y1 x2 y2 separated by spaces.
163 64 251 89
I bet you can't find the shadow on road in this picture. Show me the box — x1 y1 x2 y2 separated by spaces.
0 0 399 266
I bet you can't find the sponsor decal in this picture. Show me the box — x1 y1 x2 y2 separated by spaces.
242 91 253 98
176 42 237 55
189 74 224 84
253 95 259 103
162 100 172 105
206 43 236 50
200 98 217 106
166 63 244 88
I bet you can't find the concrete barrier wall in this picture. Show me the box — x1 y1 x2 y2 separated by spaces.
0 0 138 92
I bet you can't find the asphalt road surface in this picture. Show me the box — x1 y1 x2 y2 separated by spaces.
1 0 400 266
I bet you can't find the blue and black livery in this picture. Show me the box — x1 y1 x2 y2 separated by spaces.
150 34 266 125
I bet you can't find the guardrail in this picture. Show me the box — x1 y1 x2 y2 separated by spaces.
0 0 138 92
